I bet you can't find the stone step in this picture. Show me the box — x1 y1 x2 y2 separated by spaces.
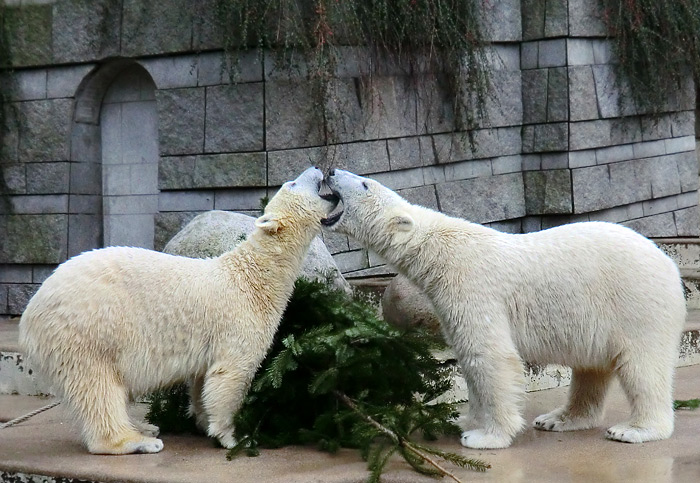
656 238 700 309
2 365 700 483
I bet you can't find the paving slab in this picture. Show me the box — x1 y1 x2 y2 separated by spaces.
1 365 700 483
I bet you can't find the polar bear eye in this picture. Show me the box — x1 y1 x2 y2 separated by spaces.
362 181 369 190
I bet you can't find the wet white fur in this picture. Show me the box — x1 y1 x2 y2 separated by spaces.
326 169 686 449
19 167 334 455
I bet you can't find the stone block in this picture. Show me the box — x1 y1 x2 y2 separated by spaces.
665 136 696 155
483 70 523 127
68 195 101 214
670 111 695 137
541 153 568 169
623 213 677 238
321 231 350 255
567 39 594 66
521 69 548 124
104 213 155 249
591 40 615 64
610 117 642 145
568 0 606 37
1 103 20 163
267 146 327 186
326 141 391 177
488 219 523 234
70 123 101 163
8 69 47 101
25 162 69 194
675 206 700 236
595 145 633 165
154 211 199 251
2 164 26 194
159 156 195 191
545 0 568 37
121 0 194 57
33 265 56 284
214 188 268 212
0 284 7 313
521 42 539 70
8 283 40 314
676 151 699 193
415 75 454 134
396 185 439 211
480 0 521 42
572 164 610 213
676 191 699 209
47 64 95 98
17 99 73 162
568 149 596 168
632 140 666 159
641 116 672 141
371 168 424 191
194 153 267 188
592 65 635 118
522 215 542 233
67 214 101 257
443 159 493 182
521 0 546 40
4 4 52 66
534 122 568 152
0 214 68 264
484 44 521 72
52 0 120 63
156 88 205 155
522 154 541 170
159 191 214 212
524 169 573 215
103 195 158 215
198 51 263 86
568 66 599 121
333 250 369 274
569 119 611 150
140 56 199 89
546 67 568 122
422 165 446 185
437 173 525 223
388 136 433 170
266 81 325 149
522 125 535 152
5 194 68 214
0 265 32 283
492 155 522 175
205 83 264 152
538 39 566 68
643 196 678 217
69 162 102 196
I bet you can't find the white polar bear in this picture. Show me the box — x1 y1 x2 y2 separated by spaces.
323 169 686 449
19 167 338 455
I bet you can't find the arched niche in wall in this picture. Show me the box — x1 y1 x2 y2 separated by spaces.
69 60 160 255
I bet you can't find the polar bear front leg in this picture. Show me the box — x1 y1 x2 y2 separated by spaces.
457 350 526 449
201 361 255 449
188 375 209 432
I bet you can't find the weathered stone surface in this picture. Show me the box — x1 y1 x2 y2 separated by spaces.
68 214 101 257
164 210 350 291
545 0 568 37
546 67 568 122
569 0 606 37
53 0 121 63
266 81 325 149
47 64 95 98
205 83 264 152
641 115 672 141
642 196 679 217
592 65 636 118
443 159 492 182
8 283 40 314
333 249 369 273
159 191 214 212
1 103 20 163
0 214 67 264
214 188 268 212
5 194 68 215
382 275 440 334
675 151 699 193
623 213 677 238
327 141 391 176
17 99 73 162
675 206 700 236
522 0 546 40
665 135 696 155
25 162 69 194
568 66 599 121
4 4 52 67
567 39 594 66
267 146 325 187
388 137 431 170
156 88 205 155
569 119 611 150
492 155 522 174
670 111 695 138
522 69 547 124
524 169 572 215
541 152 568 169
538 39 566 68
159 156 195 190
534 122 568 151
437 173 525 223
1 164 26 194
121 0 194 57
482 70 523 127
372 168 424 191
0 265 32 283
8 69 47 101
480 0 521 42
140 56 199 90
610 117 642 145
154 211 199 251
568 149 595 168
396 185 439 211
69 162 102 196
521 41 539 70
193 153 267 188
198 50 263 85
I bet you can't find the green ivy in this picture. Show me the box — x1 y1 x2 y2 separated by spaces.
147 278 489 480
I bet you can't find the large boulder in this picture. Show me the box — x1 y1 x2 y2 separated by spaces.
164 210 350 292
381 275 441 334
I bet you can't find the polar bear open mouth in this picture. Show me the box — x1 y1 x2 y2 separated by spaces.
321 191 344 227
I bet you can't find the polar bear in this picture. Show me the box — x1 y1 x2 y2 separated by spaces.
323 169 686 449
19 167 338 455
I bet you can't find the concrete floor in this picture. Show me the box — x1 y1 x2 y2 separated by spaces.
1 365 700 483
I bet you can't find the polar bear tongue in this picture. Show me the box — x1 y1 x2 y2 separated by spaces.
321 210 343 227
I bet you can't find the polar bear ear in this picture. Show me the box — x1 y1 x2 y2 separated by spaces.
255 214 281 234
389 212 415 232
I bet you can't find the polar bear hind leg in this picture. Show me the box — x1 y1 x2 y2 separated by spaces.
65 360 163 454
605 354 675 443
534 368 613 431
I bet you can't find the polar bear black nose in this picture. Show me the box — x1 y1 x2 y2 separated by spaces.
329 169 335 176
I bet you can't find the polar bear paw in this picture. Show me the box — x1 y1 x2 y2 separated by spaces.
605 423 671 443
533 409 597 432
460 429 512 449
134 421 160 437
131 437 165 453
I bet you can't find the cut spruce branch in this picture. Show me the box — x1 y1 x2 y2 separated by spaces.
674 398 700 410
147 277 490 480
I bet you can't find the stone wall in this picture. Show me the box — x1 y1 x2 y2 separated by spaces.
0 0 698 315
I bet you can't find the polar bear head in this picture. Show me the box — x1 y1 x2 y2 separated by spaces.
322 169 418 253
254 167 339 243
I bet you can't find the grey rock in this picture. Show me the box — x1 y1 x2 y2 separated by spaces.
0 214 68 264
396 185 439 211
4 4 52 67
568 66 599 121
326 141 391 176
522 0 546 40
483 70 523 127
121 0 194 57
546 67 568 122
67 214 102 257
595 144 633 165
388 137 424 170
670 111 696 138
205 83 264 152
381 275 441 334
332 249 369 274
372 168 424 191
159 156 196 191
140 56 199 90
676 151 699 193
492 155 522 175
154 211 200 252
1 103 20 163
8 194 69 215
541 152 568 169
545 0 568 37
47 64 95 99
18 99 73 162
25 162 70 194
0 265 32 283
8 283 40 314
524 169 573 215
569 119 611 150
193 153 267 189
535 122 568 152
522 69 547 124
267 146 327 187
623 213 677 238
266 81 325 149
592 65 636 118
164 210 349 292
53 0 121 63
610 117 642 145
156 88 205 155
214 188 268 212
9 69 47 101
641 115 672 141
569 0 607 37
437 172 525 223
567 39 595 66
479 0 521 42
321 231 350 255
159 191 214 212
69 162 102 196
521 42 539 70
675 207 700 237
538 39 566 68
2 164 26 194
